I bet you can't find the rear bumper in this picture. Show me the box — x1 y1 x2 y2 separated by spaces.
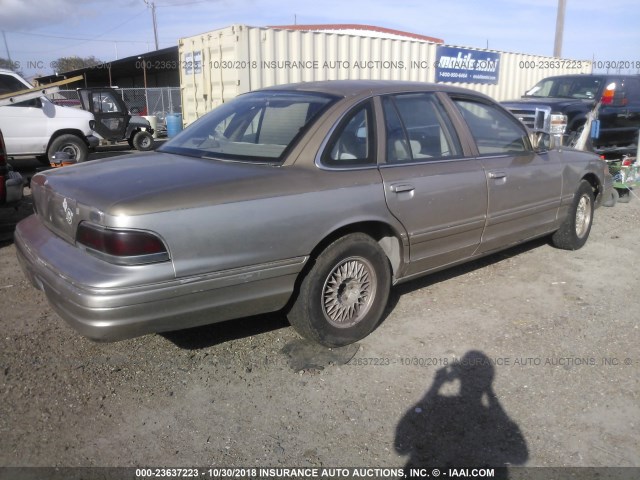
15 215 304 341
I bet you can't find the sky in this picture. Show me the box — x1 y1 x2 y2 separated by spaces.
0 0 639 79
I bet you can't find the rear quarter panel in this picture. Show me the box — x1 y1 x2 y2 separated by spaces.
102 166 403 280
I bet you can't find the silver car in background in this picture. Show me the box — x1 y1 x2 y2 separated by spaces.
15 81 607 347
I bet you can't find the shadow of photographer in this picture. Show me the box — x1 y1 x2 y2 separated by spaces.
394 351 528 479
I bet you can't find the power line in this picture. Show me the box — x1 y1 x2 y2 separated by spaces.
3 8 149 45
5 30 151 44
155 0 211 6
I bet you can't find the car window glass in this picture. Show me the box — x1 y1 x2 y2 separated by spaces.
622 78 640 99
526 77 603 99
324 102 375 167
383 93 460 163
160 91 337 162
454 99 531 155
0 75 28 95
93 91 124 114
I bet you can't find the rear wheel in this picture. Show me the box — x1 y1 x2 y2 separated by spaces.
47 134 88 163
287 233 391 347
132 130 154 151
551 180 594 250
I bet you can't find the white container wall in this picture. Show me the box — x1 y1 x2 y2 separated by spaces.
179 24 592 125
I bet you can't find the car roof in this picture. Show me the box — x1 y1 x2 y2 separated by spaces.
259 79 494 100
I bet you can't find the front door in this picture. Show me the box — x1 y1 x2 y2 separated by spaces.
79 89 129 141
450 97 563 254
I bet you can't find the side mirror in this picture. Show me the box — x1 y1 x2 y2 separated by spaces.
530 132 550 152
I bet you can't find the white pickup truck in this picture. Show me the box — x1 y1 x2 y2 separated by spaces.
0 69 98 163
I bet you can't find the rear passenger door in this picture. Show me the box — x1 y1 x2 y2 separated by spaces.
378 92 488 278
450 96 563 254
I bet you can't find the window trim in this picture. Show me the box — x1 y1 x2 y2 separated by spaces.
316 99 378 170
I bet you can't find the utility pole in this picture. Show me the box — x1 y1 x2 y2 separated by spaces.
2 31 13 65
553 0 566 57
144 0 159 51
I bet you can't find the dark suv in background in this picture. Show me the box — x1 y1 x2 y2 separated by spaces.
502 74 640 156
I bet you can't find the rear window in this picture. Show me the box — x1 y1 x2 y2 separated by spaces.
160 91 338 163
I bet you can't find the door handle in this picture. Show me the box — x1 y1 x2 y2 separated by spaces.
488 171 507 180
390 184 415 193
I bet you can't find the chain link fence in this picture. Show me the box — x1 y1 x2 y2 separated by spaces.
47 87 181 137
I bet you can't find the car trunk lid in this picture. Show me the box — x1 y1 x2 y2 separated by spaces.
29 152 292 244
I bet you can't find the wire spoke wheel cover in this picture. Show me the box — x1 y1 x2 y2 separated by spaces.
322 256 377 328
575 194 592 238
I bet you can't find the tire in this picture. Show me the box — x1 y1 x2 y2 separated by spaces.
47 134 88 163
551 180 595 250
602 188 618 207
287 233 391 347
617 189 631 203
132 130 154 151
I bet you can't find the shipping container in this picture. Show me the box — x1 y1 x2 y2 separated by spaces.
179 24 592 125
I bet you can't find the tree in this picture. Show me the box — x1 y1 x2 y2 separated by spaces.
52 56 104 73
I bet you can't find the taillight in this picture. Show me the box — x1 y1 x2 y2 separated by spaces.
622 158 633 167
76 222 169 265
601 82 616 105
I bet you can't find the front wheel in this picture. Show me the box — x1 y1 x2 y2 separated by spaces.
47 134 88 163
551 180 595 250
132 130 154 151
287 233 391 347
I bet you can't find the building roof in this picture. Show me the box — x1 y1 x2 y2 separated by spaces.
35 46 178 87
269 24 444 44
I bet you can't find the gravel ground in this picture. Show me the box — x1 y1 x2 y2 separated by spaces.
0 185 638 473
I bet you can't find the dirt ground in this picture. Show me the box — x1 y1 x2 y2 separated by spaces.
0 183 639 473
